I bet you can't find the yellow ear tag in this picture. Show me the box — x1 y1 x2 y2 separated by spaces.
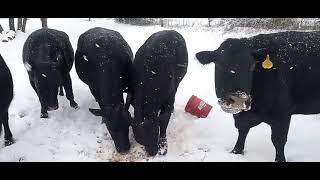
262 54 273 69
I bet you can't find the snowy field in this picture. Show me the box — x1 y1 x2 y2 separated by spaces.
0 18 320 162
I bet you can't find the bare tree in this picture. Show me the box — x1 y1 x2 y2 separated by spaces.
22 18 27 32
17 18 23 30
40 18 48 28
160 18 164 27
9 18 15 31
0 24 3 32
208 18 213 27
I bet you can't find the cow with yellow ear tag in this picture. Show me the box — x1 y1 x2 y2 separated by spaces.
196 31 320 162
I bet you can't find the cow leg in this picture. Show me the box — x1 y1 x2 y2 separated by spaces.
158 96 175 155
29 79 48 118
270 118 291 162
231 128 250 154
39 103 48 118
59 85 64 96
88 86 104 117
89 86 100 103
1 112 14 146
231 112 261 155
62 73 79 109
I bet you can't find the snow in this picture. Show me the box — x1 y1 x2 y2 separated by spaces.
0 18 320 162
83 55 88 61
23 62 32 71
0 31 8 42
6 30 15 39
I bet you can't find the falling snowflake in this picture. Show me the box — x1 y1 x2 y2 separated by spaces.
24 62 32 71
83 55 88 61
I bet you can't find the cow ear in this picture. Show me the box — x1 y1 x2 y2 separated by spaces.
195 50 219 65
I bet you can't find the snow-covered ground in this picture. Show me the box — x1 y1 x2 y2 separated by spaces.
0 18 320 162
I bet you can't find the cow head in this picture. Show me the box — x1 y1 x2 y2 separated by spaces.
103 104 131 154
96 71 132 154
125 94 160 156
196 38 261 114
30 47 63 111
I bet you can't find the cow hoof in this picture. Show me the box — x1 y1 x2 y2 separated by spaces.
70 101 79 110
116 148 130 155
275 157 286 162
5 138 15 146
231 148 244 155
40 112 49 118
158 137 168 156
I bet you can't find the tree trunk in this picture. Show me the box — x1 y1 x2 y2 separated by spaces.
0 24 3 32
17 18 23 30
9 18 15 31
40 18 48 28
160 18 164 27
208 18 213 27
22 18 27 32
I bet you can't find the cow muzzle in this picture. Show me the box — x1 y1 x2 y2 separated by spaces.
218 92 251 114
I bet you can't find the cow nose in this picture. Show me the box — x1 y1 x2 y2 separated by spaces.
225 97 235 105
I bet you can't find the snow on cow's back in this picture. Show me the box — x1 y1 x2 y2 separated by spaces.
76 27 133 64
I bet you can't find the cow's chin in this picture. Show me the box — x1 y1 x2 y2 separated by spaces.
220 104 251 114
221 107 241 114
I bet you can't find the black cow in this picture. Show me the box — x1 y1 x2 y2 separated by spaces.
75 27 133 153
23 29 79 118
128 30 188 156
0 54 14 146
196 31 320 162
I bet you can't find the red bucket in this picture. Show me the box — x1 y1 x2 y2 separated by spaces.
185 95 213 118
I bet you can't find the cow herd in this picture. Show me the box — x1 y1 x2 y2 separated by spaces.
1 27 320 162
